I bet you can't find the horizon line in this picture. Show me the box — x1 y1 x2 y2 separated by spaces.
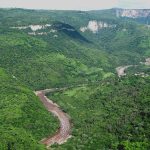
0 7 150 11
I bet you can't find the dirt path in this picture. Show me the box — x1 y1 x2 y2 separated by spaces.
35 90 71 148
116 65 133 77
140 57 150 65
116 58 150 77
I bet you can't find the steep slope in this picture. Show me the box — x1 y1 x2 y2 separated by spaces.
0 8 150 150
1 8 150 89
0 68 59 149
79 17 150 66
116 9 150 25
116 9 150 18
49 77 150 150
0 23 112 90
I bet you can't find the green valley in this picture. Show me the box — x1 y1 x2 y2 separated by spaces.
0 8 150 150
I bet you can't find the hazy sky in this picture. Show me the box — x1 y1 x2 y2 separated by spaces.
0 0 150 10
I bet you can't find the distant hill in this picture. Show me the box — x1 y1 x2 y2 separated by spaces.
115 8 150 25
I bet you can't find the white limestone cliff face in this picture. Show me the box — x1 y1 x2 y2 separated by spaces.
11 24 51 31
80 20 116 33
87 21 99 33
11 24 58 36
116 9 150 18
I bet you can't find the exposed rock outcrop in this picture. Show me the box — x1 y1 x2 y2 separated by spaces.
116 9 150 18
80 20 116 33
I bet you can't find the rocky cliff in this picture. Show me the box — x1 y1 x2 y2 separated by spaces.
116 9 150 18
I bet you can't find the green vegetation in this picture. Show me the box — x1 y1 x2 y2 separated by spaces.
0 68 59 149
0 8 150 149
0 27 112 90
126 65 150 77
49 77 150 150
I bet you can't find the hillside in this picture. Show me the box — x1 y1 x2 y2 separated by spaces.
0 68 58 149
0 29 112 90
48 77 150 150
0 9 150 88
0 8 150 150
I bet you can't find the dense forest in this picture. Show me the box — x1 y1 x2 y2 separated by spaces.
0 8 150 149
48 77 150 150
0 68 59 149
